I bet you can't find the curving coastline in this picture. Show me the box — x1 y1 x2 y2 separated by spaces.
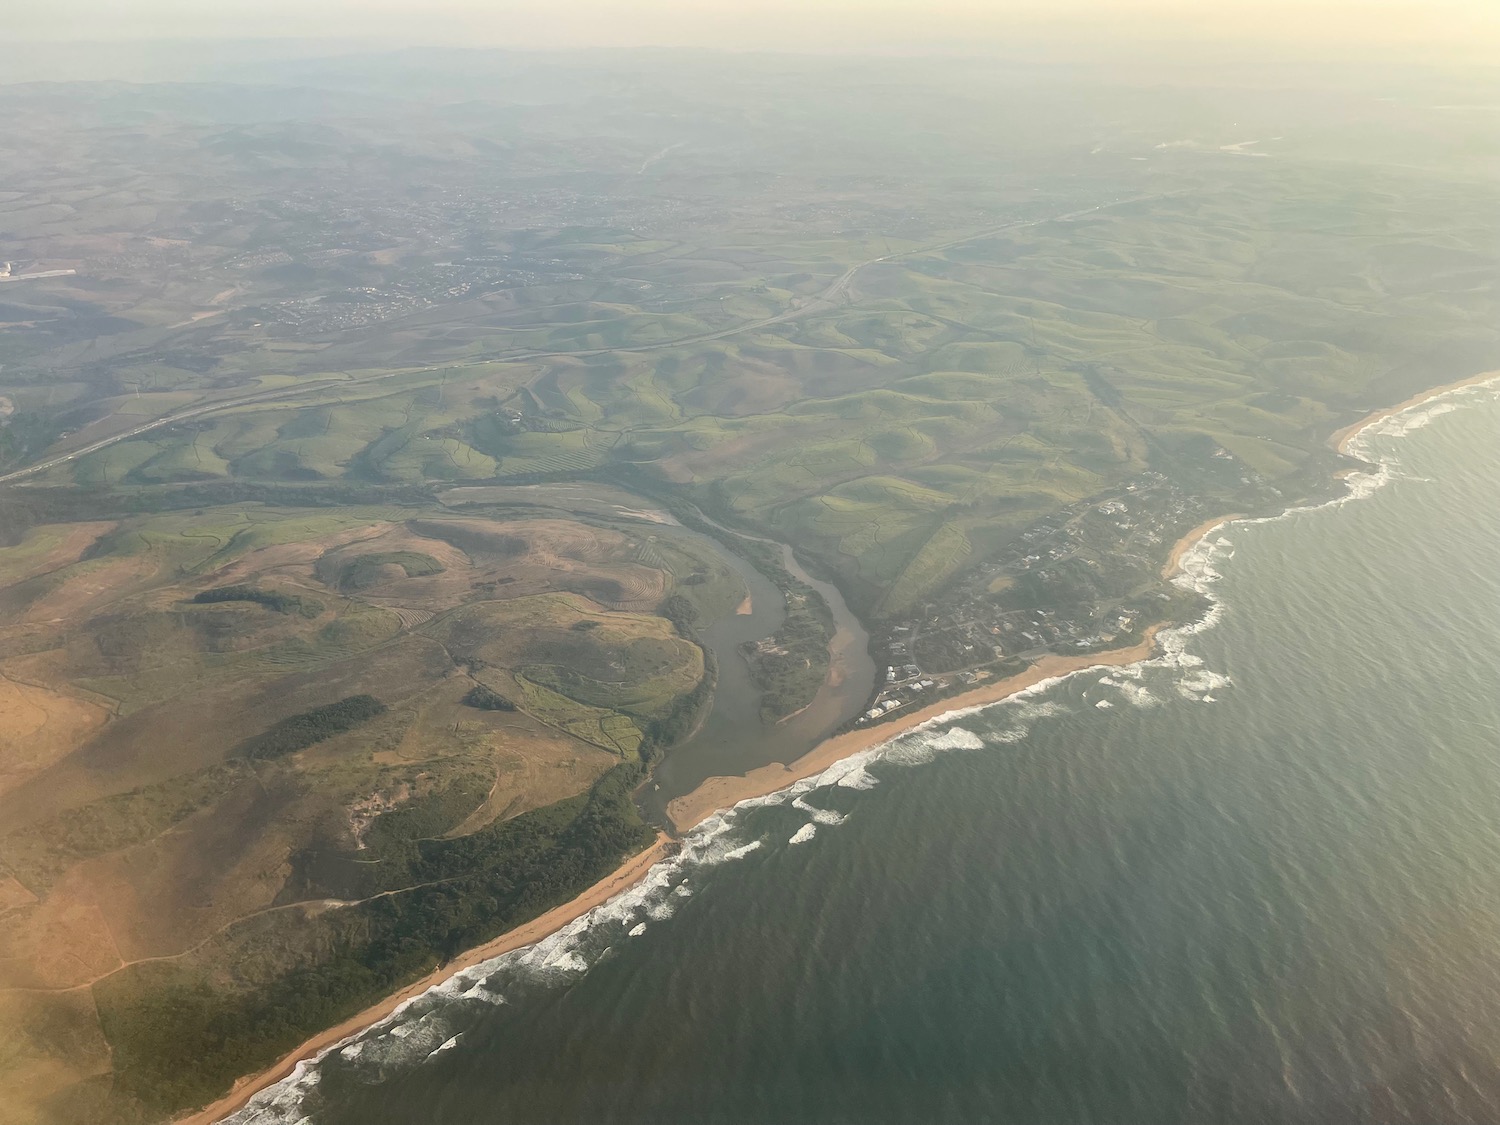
178 835 675 1125
1162 515 1243 580
180 368 1500 1125
1329 370 1500 455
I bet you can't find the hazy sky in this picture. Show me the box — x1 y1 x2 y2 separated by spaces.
6 0 1500 61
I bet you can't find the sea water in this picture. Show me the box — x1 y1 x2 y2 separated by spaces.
231 381 1500 1125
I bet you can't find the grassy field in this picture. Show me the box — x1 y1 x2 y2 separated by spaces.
26 161 1493 621
0 500 735 1123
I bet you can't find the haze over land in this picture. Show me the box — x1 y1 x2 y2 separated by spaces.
0 15 1496 1125
7 0 1500 58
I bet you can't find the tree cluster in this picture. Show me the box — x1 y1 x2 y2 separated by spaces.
235 695 387 761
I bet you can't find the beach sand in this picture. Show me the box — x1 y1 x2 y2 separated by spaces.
178 834 674 1125
665 627 1165 833
1163 516 1241 580
1329 370 1499 455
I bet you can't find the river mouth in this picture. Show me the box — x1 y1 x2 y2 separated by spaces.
643 529 875 822
438 483 877 824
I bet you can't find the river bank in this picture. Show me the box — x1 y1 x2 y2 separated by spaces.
664 626 1166 832
178 514 1230 1125
664 369 1500 833
314 367 1500 1125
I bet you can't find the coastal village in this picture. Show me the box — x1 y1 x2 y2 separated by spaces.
853 460 1290 726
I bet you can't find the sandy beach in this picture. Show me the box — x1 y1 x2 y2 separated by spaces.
665 627 1166 832
177 833 674 1125
1162 515 1241 580
1329 370 1500 455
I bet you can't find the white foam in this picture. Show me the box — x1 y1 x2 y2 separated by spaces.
645 897 678 921
460 983 505 1005
1175 668 1232 702
1095 699 1114 709
920 726 986 752
792 796 848 826
789 824 817 845
985 728 1028 744
833 762 880 790
549 951 590 973
628 922 647 937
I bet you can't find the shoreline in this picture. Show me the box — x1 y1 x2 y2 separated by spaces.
182 367 1500 1124
181 523 1226 1125
666 625 1166 832
178 833 674 1125
1329 370 1499 456
1162 514 1242 580
667 367 1500 836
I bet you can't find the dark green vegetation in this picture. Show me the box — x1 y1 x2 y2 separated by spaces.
192 583 322 616
461 684 516 711
95 762 653 1116
0 499 735 1125
640 650 717 763
659 592 701 636
235 695 388 761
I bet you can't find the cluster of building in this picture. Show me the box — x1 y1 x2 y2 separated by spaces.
860 671 940 724
853 473 1223 726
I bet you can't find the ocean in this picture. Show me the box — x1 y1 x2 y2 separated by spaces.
229 381 1500 1125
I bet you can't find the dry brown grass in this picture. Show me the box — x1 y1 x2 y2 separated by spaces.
0 990 112 1125
0 884 122 990
18 555 157 626
0 505 700 1119
0 522 114 586
206 522 401 587
0 673 110 799
446 711 617 834
402 517 670 611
